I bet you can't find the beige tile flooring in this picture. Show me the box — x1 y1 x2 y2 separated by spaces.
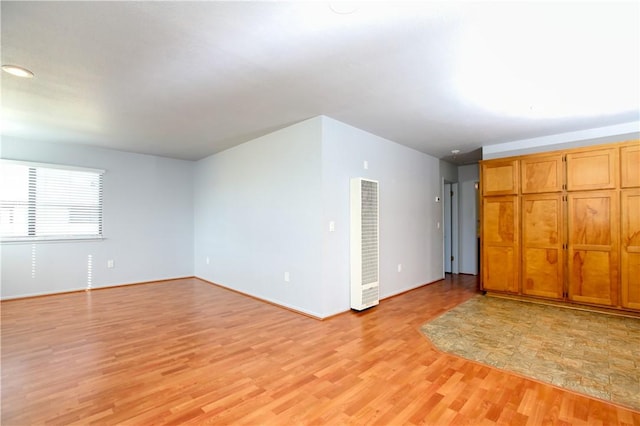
421 295 640 411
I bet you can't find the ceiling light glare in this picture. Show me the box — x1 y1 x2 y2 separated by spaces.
329 2 359 15
2 65 34 78
451 150 460 155
453 4 639 118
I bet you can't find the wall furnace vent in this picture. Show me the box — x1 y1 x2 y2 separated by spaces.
350 178 379 311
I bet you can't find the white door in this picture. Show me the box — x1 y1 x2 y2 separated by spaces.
444 183 459 274
444 183 452 273
452 183 460 274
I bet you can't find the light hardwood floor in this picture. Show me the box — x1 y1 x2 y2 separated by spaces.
2 275 639 425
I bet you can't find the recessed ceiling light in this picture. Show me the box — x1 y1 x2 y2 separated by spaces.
2 65 34 78
329 2 359 15
451 149 460 155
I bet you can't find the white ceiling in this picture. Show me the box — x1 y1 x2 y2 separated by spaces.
1 1 639 163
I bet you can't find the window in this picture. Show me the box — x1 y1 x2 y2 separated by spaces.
0 160 104 241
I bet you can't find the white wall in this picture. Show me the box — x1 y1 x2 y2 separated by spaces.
0 138 194 299
439 160 458 183
458 163 478 183
482 121 639 159
457 164 479 275
321 117 443 316
2 116 446 314
193 116 444 318
194 117 325 317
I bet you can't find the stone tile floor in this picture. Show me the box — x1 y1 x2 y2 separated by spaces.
421 295 640 411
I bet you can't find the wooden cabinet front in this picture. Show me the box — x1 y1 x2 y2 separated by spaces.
566 148 617 191
567 190 618 306
482 160 518 196
521 154 564 194
621 189 640 310
482 196 519 293
620 144 640 188
480 141 638 314
521 194 564 299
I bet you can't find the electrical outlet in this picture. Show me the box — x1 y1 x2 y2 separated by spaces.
363 160 369 170
284 272 290 282
397 264 402 272
206 256 210 265
329 221 335 232
107 259 114 269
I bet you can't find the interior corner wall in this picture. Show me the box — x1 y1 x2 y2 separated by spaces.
193 117 325 317
0 138 194 299
457 164 479 275
320 117 444 316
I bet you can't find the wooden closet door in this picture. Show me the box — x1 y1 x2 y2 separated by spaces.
521 194 563 299
620 143 640 188
482 196 519 293
621 189 640 310
567 190 618 306
566 148 617 191
521 154 564 194
481 160 518 196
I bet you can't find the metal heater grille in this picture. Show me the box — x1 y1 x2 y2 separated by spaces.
361 179 378 285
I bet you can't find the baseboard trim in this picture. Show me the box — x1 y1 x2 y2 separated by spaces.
194 278 450 321
194 277 331 321
380 277 445 302
2 276 453 320
1 276 195 302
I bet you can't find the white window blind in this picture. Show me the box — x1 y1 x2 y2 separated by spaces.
0 160 104 241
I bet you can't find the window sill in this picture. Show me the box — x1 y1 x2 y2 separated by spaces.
1 237 105 244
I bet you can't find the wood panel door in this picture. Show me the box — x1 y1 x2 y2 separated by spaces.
566 148 617 191
481 160 518 196
521 154 564 194
482 196 519 293
567 190 618 306
521 194 564 299
620 143 640 188
621 189 640 310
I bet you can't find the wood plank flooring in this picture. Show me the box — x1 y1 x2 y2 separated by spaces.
2 275 639 425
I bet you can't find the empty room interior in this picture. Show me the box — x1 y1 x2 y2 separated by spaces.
1 1 639 425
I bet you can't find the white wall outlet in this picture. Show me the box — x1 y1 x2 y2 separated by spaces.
397 263 402 272
284 271 290 282
329 221 335 232
363 160 369 170
435 196 441 202
107 259 115 269
206 256 210 265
